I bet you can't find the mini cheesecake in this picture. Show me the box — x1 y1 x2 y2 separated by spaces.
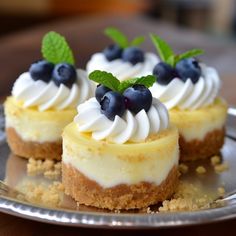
62 122 179 210
5 97 77 160
62 72 179 210
169 98 227 161
149 34 228 161
86 27 159 81
4 32 94 160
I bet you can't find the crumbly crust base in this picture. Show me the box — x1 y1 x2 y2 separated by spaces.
6 127 62 160
179 128 225 161
62 163 179 210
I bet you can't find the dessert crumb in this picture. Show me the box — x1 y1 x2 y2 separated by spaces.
211 155 221 166
27 158 61 180
217 187 225 197
178 163 189 174
146 207 155 214
214 162 229 173
17 181 64 207
159 181 213 212
196 166 206 174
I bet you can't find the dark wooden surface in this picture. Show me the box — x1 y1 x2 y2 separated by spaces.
0 15 236 235
1 212 236 236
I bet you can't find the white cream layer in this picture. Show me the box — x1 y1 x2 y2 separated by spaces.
150 64 221 110
86 52 159 81
74 97 169 144
62 125 179 188
12 69 95 111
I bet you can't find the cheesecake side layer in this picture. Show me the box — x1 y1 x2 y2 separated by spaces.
179 128 225 161
62 122 179 188
62 163 179 210
6 127 62 160
4 96 77 143
169 98 227 142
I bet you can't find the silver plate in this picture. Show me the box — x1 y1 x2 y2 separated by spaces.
0 104 236 229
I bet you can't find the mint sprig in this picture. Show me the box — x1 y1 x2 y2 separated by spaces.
104 27 145 49
89 70 120 92
118 75 155 93
150 33 204 67
89 70 155 93
150 34 174 62
42 31 75 65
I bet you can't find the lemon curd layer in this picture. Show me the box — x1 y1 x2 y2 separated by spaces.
169 98 228 142
62 122 179 188
4 96 77 143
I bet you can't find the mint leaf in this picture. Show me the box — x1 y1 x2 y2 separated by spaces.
166 55 175 67
174 49 204 65
130 36 145 47
42 31 75 65
104 27 129 49
118 75 155 93
150 34 174 62
89 70 120 92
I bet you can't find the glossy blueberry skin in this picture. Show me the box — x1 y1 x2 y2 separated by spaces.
100 91 126 121
95 84 112 103
29 60 54 82
103 44 123 61
52 63 77 88
122 47 144 65
153 62 177 85
176 58 201 83
123 84 152 114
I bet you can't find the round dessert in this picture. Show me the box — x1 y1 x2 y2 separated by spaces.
62 71 179 210
4 32 95 160
86 27 159 81
149 34 228 161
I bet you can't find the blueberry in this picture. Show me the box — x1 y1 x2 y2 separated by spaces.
153 62 177 85
123 85 152 114
176 58 201 83
103 44 123 61
52 63 77 87
95 84 112 103
29 60 54 82
100 91 126 121
122 47 144 65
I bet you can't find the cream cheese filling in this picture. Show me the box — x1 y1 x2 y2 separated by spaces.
169 99 228 142
5 97 77 143
62 123 179 188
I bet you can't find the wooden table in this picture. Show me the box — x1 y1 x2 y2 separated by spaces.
0 15 236 235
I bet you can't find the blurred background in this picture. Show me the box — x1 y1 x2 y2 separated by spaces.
1 0 236 38
0 0 236 102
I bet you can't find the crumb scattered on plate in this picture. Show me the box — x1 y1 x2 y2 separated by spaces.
158 181 213 212
27 158 61 180
196 166 206 174
214 162 229 173
17 180 64 207
178 163 189 174
211 155 221 166
217 187 225 197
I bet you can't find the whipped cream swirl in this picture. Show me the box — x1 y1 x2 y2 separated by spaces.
86 52 159 81
12 69 95 111
74 97 169 144
150 64 221 110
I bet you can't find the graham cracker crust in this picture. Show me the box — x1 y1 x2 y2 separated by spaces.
6 127 62 160
179 128 225 161
62 163 179 210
